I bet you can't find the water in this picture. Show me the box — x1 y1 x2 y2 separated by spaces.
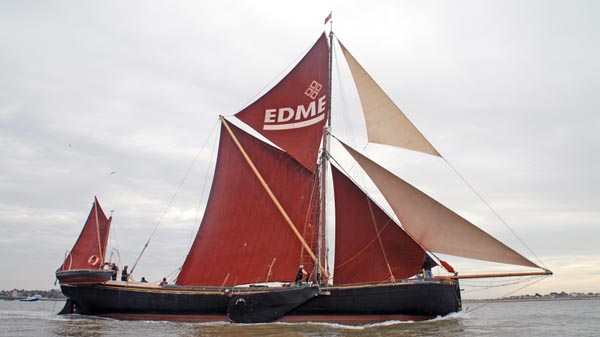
1 299 598 337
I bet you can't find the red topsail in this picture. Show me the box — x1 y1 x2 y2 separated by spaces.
235 34 329 173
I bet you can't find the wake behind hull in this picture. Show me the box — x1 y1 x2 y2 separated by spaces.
60 279 461 324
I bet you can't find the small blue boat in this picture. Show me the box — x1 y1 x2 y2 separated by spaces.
20 295 41 302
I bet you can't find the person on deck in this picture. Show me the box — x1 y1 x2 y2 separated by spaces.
295 265 308 286
121 265 129 281
140 277 148 283
422 255 434 278
159 277 168 287
110 263 119 281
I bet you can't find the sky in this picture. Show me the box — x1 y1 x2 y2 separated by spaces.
1 0 598 299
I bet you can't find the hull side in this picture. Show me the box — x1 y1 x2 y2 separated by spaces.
60 280 461 323
292 281 460 317
61 284 230 315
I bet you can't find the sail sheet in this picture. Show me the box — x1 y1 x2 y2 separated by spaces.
177 122 319 286
332 166 425 284
338 40 440 157
340 142 540 268
59 197 111 270
235 34 330 173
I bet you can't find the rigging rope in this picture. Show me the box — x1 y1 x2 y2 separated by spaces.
107 209 119 263
185 121 220 253
330 127 547 271
443 158 548 269
234 40 315 114
130 119 220 275
465 275 552 313
327 152 435 265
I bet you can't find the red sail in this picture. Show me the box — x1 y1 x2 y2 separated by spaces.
331 166 425 284
59 197 112 270
177 122 319 286
235 33 329 173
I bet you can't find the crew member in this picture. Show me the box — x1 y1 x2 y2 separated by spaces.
295 265 308 285
121 265 129 281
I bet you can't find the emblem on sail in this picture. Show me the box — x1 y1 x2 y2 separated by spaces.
263 80 327 131
236 34 329 172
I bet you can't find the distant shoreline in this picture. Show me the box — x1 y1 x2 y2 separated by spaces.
0 297 65 302
0 296 66 301
464 297 600 303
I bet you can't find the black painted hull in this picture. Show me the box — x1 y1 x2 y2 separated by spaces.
60 279 461 323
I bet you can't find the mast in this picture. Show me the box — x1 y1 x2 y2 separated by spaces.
317 22 333 283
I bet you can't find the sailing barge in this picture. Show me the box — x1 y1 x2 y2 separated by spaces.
56 27 551 324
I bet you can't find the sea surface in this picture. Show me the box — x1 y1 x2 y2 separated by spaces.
0 299 598 337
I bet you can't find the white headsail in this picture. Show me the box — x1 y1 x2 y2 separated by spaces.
340 141 540 269
338 40 441 157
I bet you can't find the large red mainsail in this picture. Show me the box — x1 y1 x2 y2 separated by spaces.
177 122 320 286
331 166 425 284
59 197 112 270
235 34 329 173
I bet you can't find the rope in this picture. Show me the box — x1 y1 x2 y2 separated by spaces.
233 40 316 114
466 274 551 313
443 158 547 269
328 149 436 262
366 199 396 283
130 118 220 275
163 266 182 284
330 132 547 272
185 121 220 252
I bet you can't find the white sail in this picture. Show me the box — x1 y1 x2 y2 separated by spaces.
340 142 540 269
338 40 441 157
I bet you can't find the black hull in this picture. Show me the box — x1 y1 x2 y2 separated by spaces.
60 279 461 324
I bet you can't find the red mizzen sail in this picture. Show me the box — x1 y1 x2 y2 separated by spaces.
177 122 319 286
59 197 112 270
235 34 329 173
331 167 425 284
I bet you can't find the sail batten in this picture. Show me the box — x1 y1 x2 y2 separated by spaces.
338 40 441 157
339 142 540 269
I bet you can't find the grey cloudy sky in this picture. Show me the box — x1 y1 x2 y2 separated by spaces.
1 0 598 298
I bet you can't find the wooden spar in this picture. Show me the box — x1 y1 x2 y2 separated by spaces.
440 269 553 280
219 116 330 279
93 198 104 266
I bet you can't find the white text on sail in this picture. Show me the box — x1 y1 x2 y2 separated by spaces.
263 80 326 130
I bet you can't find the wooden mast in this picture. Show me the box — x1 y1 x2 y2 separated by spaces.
219 116 329 279
316 22 334 283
